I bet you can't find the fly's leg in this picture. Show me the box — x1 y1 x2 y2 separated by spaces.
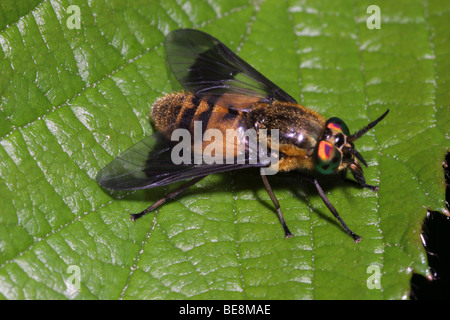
312 178 361 243
340 170 379 191
344 178 379 191
130 176 206 221
261 174 293 238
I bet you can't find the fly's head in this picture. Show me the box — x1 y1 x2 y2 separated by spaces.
313 110 390 186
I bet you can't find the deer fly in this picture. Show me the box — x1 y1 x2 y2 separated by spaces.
97 29 389 242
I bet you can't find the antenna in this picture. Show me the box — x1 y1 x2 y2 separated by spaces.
348 109 390 142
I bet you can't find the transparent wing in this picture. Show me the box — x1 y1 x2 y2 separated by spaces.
97 29 290 191
96 130 270 191
166 29 297 107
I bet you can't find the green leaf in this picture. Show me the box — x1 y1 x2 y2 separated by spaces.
0 0 448 300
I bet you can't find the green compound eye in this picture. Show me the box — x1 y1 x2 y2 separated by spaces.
326 117 350 136
314 141 341 174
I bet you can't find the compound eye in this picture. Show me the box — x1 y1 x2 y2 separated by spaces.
326 117 350 136
314 141 342 174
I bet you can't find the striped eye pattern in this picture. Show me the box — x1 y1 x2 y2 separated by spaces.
314 140 341 174
326 117 350 136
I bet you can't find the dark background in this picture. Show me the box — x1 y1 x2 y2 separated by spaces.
410 152 450 299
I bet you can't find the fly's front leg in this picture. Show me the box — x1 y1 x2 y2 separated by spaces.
339 170 379 191
344 177 379 191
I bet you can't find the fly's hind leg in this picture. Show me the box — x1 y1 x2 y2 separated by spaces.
130 176 207 221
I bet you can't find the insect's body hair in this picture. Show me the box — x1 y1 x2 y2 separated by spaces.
152 92 326 172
